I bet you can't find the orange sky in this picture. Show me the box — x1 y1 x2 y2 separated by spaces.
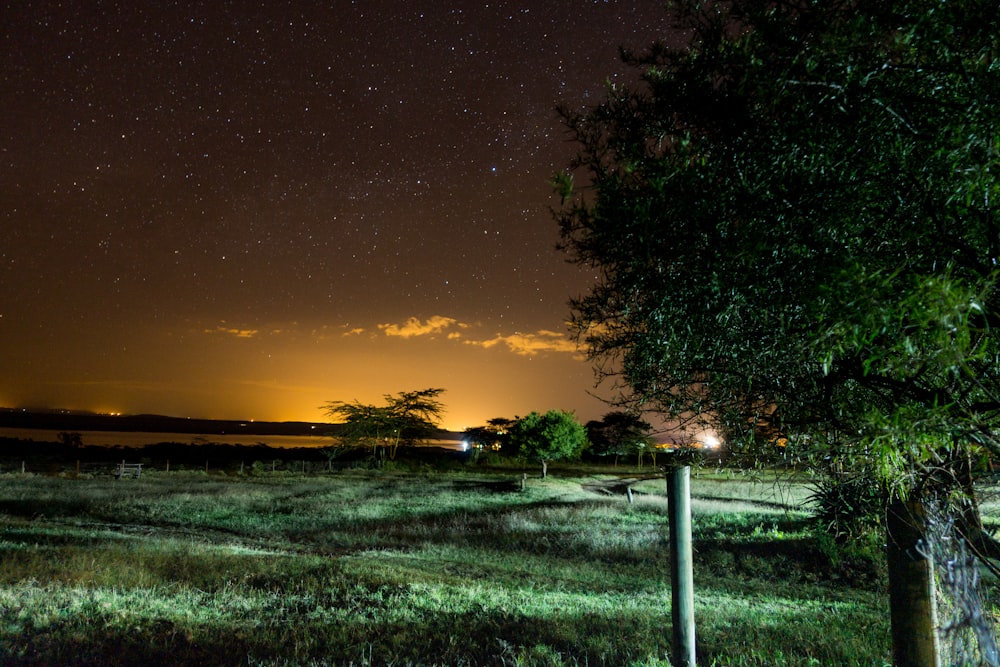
2 313 612 432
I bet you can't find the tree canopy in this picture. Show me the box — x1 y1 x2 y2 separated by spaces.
585 411 653 464
323 388 446 459
555 2 1000 662
556 0 1000 485
510 410 588 477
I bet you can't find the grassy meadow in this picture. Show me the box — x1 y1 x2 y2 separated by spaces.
0 463 898 666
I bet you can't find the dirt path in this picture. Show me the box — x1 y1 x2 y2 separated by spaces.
581 476 661 497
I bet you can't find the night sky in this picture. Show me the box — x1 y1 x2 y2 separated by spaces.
1 2 673 430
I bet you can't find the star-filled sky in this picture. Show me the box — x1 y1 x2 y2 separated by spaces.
1 2 674 431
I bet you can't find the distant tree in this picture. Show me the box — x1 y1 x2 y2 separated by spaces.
323 388 446 461
586 411 653 466
57 431 83 449
389 388 448 445
463 417 515 457
462 425 493 451
584 420 612 457
487 417 516 454
510 410 588 478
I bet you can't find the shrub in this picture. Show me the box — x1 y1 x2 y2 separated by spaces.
808 472 884 541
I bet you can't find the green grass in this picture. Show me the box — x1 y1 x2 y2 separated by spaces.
0 468 893 666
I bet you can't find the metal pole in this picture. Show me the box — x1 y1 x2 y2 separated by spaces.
668 464 696 666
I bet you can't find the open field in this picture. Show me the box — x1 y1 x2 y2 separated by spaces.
0 465 901 665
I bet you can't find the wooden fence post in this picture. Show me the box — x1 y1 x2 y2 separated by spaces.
668 464 696 667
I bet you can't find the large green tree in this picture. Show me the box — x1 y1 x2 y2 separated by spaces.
510 410 588 478
324 388 446 461
555 2 1000 664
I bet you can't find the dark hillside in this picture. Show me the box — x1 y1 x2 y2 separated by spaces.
0 408 338 436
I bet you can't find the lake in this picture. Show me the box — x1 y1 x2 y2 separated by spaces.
0 427 465 450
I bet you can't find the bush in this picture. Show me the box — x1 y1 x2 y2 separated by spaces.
808 472 884 540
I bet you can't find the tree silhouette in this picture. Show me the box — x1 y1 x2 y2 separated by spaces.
324 388 446 461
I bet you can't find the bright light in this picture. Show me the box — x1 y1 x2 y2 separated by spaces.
460 440 469 452
703 435 720 449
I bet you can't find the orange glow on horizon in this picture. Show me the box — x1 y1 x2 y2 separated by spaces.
2 315 613 434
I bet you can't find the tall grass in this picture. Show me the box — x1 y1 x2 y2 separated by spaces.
0 468 892 665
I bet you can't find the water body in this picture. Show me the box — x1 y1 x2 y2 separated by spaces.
0 427 464 451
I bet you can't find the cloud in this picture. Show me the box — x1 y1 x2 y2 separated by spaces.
197 316 581 361
304 324 367 341
467 329 582 357
206 326 259 339
378 315 465 338
374 315 581 357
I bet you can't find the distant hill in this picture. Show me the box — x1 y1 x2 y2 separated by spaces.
0 408 340 437
0 408 463 441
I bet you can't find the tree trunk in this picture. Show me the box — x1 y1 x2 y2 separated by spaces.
953 451 1000 562
886 495 940 667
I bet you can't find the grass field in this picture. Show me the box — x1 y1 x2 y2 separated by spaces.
0 465 895 666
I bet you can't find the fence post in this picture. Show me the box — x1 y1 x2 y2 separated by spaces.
667 464 696 667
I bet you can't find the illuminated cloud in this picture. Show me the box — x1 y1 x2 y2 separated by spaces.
373 315 581 358
378 315 465 338
206 326 259 339
305 324 367 341
468 329 582 357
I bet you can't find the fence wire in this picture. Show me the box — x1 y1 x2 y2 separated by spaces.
921 500 1000 667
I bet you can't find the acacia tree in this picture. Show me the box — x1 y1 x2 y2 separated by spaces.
510 410 588 478
555 2 1000 664
586 411 653 467
324 388 446 461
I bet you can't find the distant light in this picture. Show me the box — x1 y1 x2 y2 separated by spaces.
461 440 469 452
703 435 720 449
